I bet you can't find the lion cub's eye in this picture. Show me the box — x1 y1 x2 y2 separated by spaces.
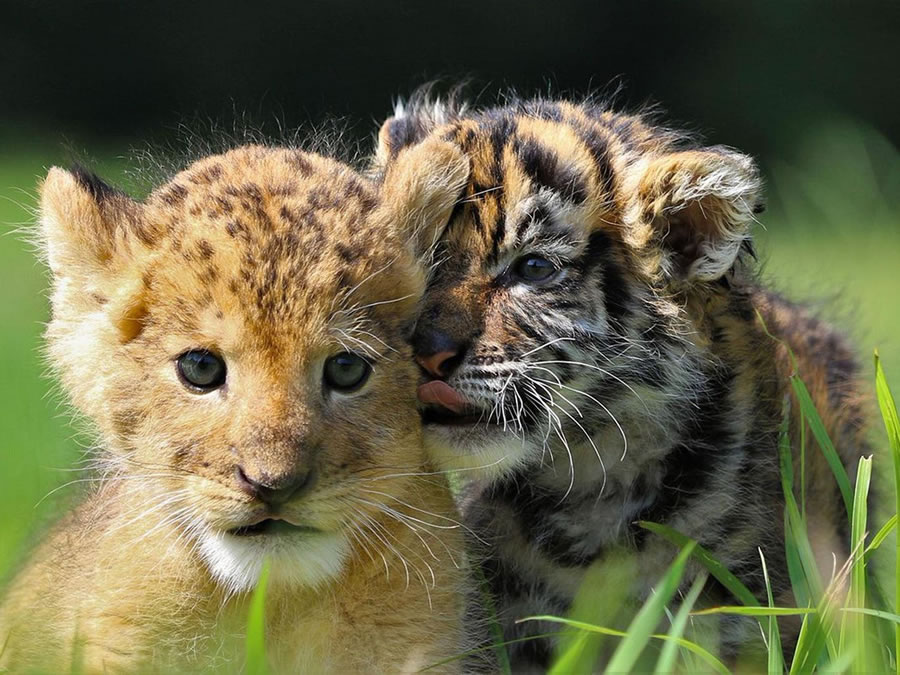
512 254 558 283
177 350 227 392
324 353 371 393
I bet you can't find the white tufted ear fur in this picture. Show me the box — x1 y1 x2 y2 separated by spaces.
624 148 763 283
373 90 468 170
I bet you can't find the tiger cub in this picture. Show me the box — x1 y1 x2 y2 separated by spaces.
374 93 870 669
0 141 470 673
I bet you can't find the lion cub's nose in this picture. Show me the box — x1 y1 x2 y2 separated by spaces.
235 465 314 506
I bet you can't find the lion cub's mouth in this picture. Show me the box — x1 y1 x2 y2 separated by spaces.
228 519 318 538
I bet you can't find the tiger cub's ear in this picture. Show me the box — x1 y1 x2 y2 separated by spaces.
380 138 469 261
625 148 763 283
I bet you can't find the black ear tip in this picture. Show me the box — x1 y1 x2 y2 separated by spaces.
70 164 123 203
386 116 420 156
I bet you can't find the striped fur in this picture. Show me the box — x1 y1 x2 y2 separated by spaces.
375 94 871 670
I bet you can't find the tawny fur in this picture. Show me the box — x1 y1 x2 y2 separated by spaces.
0 142 472 673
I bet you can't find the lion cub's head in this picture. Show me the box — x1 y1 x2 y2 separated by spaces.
39 143 468 592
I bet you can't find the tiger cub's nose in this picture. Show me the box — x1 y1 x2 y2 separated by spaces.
413 328 466 378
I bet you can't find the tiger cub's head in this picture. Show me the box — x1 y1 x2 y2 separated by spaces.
376 96 763 481
40 142 467 592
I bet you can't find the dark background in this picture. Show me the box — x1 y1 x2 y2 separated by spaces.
4 0 899 157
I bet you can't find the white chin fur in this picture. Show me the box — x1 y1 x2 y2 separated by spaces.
423 427 530 479
197 529 349 595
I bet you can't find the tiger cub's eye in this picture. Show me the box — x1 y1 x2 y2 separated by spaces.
177 350 227 392
513 254 558 283
324 353 371 393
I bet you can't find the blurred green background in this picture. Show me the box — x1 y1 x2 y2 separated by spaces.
1 0 898 583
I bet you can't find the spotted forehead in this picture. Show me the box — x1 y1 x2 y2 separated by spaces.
143 147 400 327
151 146 379 237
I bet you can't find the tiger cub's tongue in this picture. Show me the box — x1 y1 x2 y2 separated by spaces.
417 381 468 414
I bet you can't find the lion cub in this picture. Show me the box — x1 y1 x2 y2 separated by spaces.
0 141 469 672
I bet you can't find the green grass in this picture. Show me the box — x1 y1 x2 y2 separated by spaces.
538 356 897 673
0 118 897 671
245 560 272 675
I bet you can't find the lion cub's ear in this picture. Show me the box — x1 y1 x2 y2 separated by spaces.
41 167 148 274
373 94 466 170
40 167 152 343
625 148 763 283
380 138 470 261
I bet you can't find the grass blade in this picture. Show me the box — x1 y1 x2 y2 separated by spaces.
845 456 872 672
778 398 825 602
779 399 813 627
789 590 836 675
759 309 854 520
638 521 760 607
548 630 591 675
866 515 897 556
520 614 729 675
654 572 707 674
761 547 785 675
875 351 900 675
842 608 900 625
791 375 854 519
550 551 632 672
876 350 900 456
246 560 271 675
605 543 695 673
784 516 810 608
692 606 816 617
778 396 836 673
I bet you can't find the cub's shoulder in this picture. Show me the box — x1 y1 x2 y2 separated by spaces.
753 287 869 456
